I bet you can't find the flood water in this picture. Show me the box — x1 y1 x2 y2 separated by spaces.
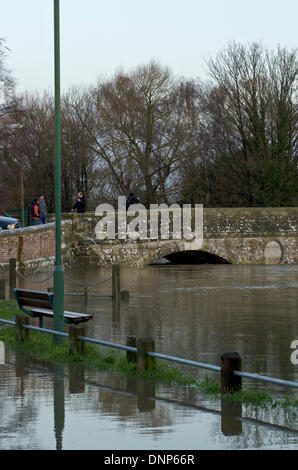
0 263 297 450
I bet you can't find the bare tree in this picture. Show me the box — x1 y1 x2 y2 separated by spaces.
72 62 196 205
204 42 298 206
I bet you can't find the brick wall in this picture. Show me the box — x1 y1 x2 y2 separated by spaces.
0 224 55 263
0 221 72 271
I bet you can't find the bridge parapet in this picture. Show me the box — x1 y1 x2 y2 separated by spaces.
54 208 298 266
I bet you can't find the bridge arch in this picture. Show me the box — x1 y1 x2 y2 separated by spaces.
153 250 231 265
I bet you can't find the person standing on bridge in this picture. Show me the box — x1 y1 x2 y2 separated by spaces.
126 192 139 210
31 198 41 225
71 191 86 213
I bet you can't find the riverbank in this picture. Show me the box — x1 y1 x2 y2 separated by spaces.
0 300 297 409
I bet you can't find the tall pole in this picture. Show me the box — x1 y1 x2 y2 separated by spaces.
53 0 64 343
20 166 24 226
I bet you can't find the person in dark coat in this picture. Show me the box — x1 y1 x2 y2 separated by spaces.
126 192 139 210
38 193 48 224
72 191 86 213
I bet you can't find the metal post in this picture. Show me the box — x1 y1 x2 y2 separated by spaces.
53 0 64 343
20 166 24 227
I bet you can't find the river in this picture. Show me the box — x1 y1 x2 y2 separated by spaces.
0 263 297 450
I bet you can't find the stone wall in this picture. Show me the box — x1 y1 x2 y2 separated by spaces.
3 208 297 269
202 207 298 237
54 207 298 238
52 207 298 266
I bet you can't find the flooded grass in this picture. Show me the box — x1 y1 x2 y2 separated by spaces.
0 300 297 409
0 300 20 319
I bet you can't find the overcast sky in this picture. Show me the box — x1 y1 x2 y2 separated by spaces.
1 0 297 94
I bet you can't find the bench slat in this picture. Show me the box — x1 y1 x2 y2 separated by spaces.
15 288 51 299
18 297 52 309
30 307 92 319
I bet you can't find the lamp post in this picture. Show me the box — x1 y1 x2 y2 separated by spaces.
20 165 24 226
6 123 24 226
53 0 64 343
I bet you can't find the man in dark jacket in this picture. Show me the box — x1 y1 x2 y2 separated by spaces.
126 192 139 210
72 192 86 213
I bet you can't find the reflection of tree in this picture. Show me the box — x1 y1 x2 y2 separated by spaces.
0 365 41 449
0 347 297 449
209 402 298 449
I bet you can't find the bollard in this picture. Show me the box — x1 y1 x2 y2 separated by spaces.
69 325 85 355
121 290 130 301
221 352 242 394
127 335 137 363
137 337 155 372
112 264 120 302
0 279 5 300
9 258 16 299
15 314 29 343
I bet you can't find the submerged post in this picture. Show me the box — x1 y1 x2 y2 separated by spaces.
121 290 130 301
84 287 91 301
112 264 120 301
9 258 16 299
221 352 242 394
53 0 64 343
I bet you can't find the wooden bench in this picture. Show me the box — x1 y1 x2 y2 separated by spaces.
14 288 93 328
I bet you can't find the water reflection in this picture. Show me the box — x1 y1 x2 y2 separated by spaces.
53 364 65 451
0 352 295 449
1 263 297 449
221 398 242 436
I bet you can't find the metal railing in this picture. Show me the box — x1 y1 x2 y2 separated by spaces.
0 317 297 390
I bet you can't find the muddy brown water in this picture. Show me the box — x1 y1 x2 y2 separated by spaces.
0 263 297 449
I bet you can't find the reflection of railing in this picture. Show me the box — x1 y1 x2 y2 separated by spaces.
6 358 298 438
0 317 297 393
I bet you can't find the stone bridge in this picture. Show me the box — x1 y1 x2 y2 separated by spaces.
1 208 297 271
67 207 298 267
